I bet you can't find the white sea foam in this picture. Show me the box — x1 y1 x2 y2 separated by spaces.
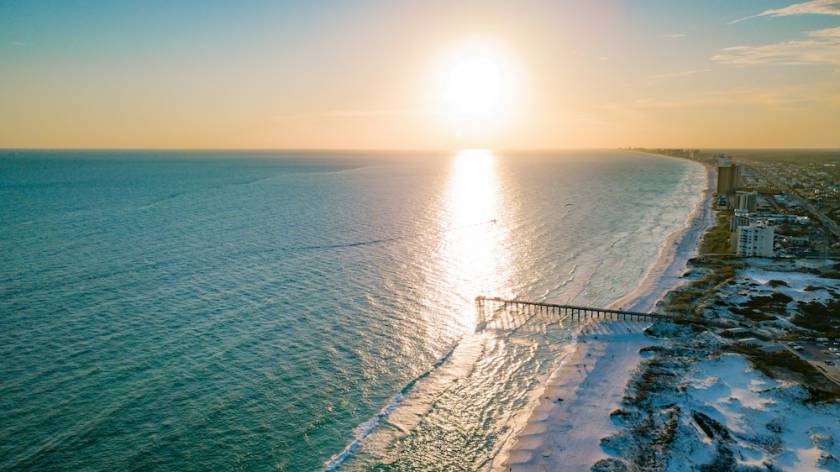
323 392 405 471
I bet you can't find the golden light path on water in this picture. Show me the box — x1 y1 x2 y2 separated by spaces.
344 149 560 470
442 149 512 331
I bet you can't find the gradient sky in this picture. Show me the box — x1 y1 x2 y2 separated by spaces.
2 0 840 149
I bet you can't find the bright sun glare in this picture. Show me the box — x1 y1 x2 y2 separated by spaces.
437 41 515 136
445 54 504 119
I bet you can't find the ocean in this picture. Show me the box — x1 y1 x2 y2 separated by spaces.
0 150 706 471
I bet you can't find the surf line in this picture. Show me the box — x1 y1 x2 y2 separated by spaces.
285 218 497 252
322 339 462 471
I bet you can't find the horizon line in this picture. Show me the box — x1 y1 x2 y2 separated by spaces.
2 146 840 153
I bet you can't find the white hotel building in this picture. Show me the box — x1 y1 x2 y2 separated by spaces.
735 224 775 257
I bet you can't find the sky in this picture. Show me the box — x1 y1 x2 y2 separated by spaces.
1 0 840 150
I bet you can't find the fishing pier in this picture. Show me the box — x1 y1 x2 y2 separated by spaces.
475 296 671 332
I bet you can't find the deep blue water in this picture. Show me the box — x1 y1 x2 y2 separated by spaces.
0 150 705 471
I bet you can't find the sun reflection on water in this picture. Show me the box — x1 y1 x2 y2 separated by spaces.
443 149 511 329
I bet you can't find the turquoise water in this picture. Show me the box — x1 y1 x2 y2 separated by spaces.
0 150 705 471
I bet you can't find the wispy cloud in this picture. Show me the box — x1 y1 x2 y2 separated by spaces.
321 108 412 118
731 0 840 23
812 25 840 37
570 50 610 62
273 108 415 121
602 83 840 111
658 33 687 39
648 69 710 80
712 26 840 65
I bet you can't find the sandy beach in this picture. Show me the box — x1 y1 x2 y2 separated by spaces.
501 159 716 471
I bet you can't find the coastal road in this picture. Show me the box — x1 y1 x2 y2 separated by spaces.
782 341 840 387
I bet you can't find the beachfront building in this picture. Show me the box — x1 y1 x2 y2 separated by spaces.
730 208 752 231
735 191 757 211
735 224 775 257
754 214 810 225
716 158 740 197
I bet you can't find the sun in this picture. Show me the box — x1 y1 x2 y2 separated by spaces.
445 53 504 119
436 41 516 136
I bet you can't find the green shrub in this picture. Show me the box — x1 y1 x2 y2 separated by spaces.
700 212 733 255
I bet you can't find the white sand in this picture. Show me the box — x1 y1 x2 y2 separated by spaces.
500 162 715 471
668 353 840 471
504 320 654 470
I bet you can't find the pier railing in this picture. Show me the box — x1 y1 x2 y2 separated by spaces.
475 296 671 332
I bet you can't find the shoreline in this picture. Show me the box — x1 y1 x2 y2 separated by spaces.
611 158 715 313
500 157 715 470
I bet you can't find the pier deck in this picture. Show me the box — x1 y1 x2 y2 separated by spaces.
475 295 671 332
